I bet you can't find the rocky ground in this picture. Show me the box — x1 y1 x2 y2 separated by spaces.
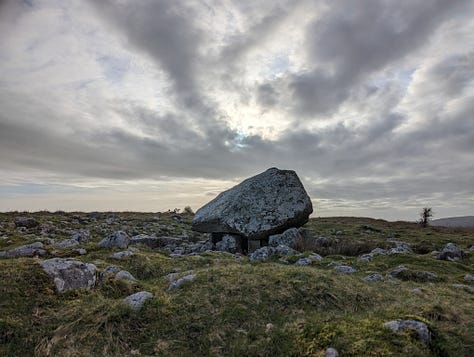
0 211 473 356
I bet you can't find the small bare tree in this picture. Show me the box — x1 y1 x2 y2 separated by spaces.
419 207 433 228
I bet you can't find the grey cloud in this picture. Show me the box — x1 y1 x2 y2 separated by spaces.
261 0 469 117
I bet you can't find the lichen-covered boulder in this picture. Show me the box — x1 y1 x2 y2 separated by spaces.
39 258 97 292
437 242 466 261
98 231 130 249
0 242 46 258
192 168 313 240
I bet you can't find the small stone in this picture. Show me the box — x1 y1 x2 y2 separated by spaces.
464 274 474 282
76 248 87 255
123 291 153 310
54 239 80 248
274 244 299 256
249 246 275 261
71 230 90 244
364 273 384 282
370 247 387 256
168 274 197 291
334 265 357 274
111 251 134 259
100 265 121 281
383 319 431 343
358 253 373 262
294 257 312 266
326 347 339 357
265 323 274 333
309 252 323 260
115 270 136 281
387 241 412 255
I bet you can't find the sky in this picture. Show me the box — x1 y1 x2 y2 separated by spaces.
0 0 473 221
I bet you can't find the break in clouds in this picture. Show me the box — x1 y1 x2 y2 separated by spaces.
0 0 473 219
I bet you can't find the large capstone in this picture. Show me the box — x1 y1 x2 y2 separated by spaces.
191 168 313 241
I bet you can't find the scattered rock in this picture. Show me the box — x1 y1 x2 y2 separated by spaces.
14 217 39 228
168 274 197 291
334 265 357 274
437 243 466 261
371 247 387 256
76 248 87 255
99 265 121 281
274 244 299 256
191 168 313 241
268 227 301 248
326 347 339 357
364 273 384 282
164 272 179 282
115 270 136 281
451 284 474 293
249 246 275 261
0 242 46 258
358 253 373 262
464 274 474 282
383 319 431 344
387 241 412 255
39 258 97 292
71 230 90 244
215 234 239 253
111 251 134 259
294 257 312 266
99 231 130 249
388 266 438 282
53 239 80 248
123 291 153 310
130 235 182 249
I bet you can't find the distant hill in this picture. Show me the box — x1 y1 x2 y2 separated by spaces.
431 216 474 227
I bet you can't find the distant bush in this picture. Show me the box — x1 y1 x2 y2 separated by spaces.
183 206 194 215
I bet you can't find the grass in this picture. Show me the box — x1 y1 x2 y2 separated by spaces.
0 213 473 356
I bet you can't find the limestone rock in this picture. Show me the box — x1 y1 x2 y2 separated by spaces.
437 243 466 261
191 168 313 240
115 270 136 281
98 231 130 249
383 319 431 343
1 242 46 258
215 234 239 253
14 217 39 228
39 258 97 292
123 291 153 310
268 227 301 248
334 265 357 274
71 230 90 244
111 251 134 259
168 274 197 291
326 347 339 357
249 246 275 261
364 273 384 282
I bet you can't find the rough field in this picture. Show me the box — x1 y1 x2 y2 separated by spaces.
0 212 473 356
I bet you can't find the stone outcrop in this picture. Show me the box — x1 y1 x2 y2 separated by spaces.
0 242 46 258
437 242 466 261
39 258 97 292
192 168 313 252
98 231 130 249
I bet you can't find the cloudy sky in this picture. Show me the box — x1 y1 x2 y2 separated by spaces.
1 0 473 220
